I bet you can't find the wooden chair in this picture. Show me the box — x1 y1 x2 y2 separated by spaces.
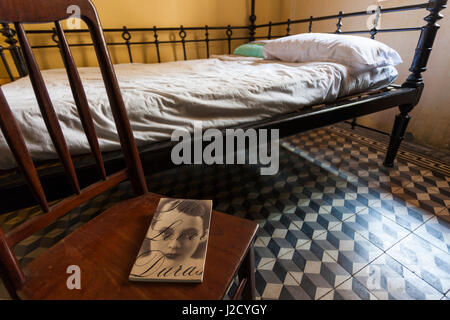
0 0 257 300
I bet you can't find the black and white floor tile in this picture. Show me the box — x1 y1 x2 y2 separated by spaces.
414 217 450 254
353 253 443 300
386 233 450 295
0 124 449 300
320 277 378 300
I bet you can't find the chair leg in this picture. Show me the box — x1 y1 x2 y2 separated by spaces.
383 105 412 168
350 118 357 130
0 263 20 300
237 241 256 300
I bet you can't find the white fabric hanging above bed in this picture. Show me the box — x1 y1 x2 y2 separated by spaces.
0 55 398 169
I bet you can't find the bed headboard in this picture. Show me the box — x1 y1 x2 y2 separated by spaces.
0 0 447 89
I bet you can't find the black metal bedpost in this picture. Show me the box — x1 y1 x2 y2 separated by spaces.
153 26 161 63
122 26 133 63
179 25 187 61
226 25 233 54
403 0 447 88
0 46 14 81
370 6 382 40
383 0 447 167
205 25 210 58
308 16 313 33
249 0 256 41
335 11 343 34
1 23 28 78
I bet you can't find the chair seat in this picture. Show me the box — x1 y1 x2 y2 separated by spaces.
17 192 258 300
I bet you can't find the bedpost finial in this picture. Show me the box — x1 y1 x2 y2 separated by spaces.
1 23 17 47
425 0 447 25
1 23 28 77
429 0 447 9
402 0 447 89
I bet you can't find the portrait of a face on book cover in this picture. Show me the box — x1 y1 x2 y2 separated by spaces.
129 198 212 283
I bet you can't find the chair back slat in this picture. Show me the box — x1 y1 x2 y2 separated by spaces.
54 21 106 180
15 22 81 195
0 89 49 212
86 19 147 195
0 0 148 298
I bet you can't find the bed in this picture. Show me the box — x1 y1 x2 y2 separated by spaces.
0 57 399 170
0 0 446 213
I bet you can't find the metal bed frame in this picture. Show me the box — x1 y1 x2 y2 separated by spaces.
0 0 447 213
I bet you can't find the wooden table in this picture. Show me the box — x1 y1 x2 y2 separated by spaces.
17 193 258 300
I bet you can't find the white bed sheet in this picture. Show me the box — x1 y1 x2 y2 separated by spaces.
0 55 398 169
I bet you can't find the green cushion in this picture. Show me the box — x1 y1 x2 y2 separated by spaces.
233 43 265 58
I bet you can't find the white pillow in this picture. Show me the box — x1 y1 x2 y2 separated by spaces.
262 33 402 73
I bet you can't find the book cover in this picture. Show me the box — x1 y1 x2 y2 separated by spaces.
129 198 212 283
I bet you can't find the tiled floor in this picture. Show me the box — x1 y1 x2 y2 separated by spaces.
0 124 449 300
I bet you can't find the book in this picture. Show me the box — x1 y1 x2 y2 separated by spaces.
129 198 212 283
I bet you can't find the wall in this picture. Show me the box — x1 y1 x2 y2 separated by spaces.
0 0 285 81
275 0 450 151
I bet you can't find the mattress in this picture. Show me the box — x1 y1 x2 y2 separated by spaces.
0 55 398 170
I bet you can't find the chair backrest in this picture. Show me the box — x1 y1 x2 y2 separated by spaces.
0 0 148 298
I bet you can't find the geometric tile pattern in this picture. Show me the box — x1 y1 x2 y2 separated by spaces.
353 254 443 300
256 240 353 300
372 199 435 231
341 207 410 251
414 217 450 254
0 124 449 300
312 225 384 275
327 125 450 177
386 234 450 295
320 277 379 300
